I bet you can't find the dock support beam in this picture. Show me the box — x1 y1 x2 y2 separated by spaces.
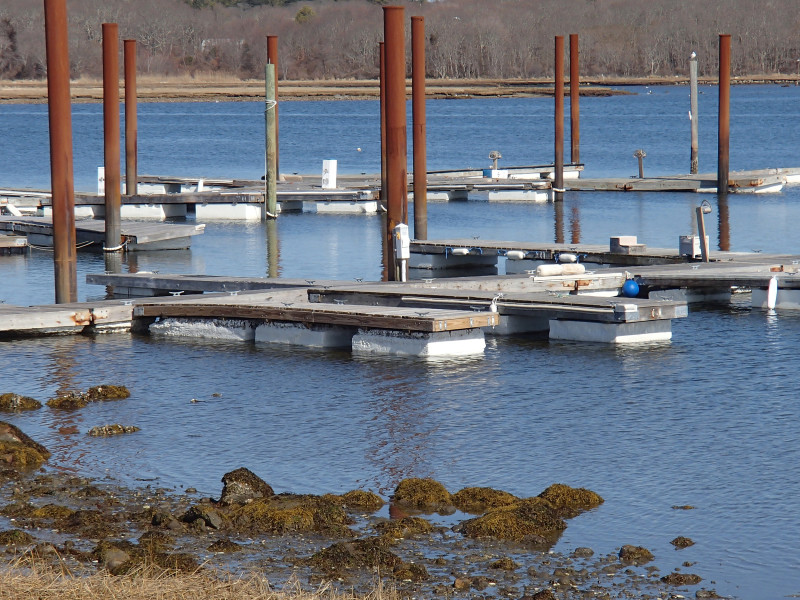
383 6 408 281
717 34 731 197
124 39 138 196
554 35 565 201
689 51 699 175
103 23 122 252
411 16 427 241
265 63 278 218
569 33 580 165
267 35 279 177
44 0 77 303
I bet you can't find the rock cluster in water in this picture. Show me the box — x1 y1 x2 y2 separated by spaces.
0 427 712 599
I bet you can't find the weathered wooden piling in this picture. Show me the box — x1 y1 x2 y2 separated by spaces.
124 39 137 196
383 6 408 280
554 36 565 201
569 33 580 165
689 51 699 175
265 63 278 218
267 36 279 176
411 16 427 241
718 34 731 197
102 23 122 252
43 0 78 303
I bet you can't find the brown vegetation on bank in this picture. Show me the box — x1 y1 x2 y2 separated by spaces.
1 0 799 83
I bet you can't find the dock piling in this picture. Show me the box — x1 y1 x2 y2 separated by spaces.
43 0 78 303
265 63 278 218
379 42 387 211
718 34 731 197
383 6 408 281
102 23 122 252
689 51 699 175
124 39 137 196
554 35 565 201
411 16 427 241
634 149 646 178
569 33 580 165
267 36 279 177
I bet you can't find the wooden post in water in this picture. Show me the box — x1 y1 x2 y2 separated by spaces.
411 16 427 240
265 63 278 218
267 36 279 177
44 0 77 303
383 6 408 281
689 51 699 175
718 34 731 197
569 33 580 165
266 219 279 278
124 39 138 195
102 23 122 253
554 35 565 201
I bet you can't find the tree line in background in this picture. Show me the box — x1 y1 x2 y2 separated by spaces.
1 0 799 82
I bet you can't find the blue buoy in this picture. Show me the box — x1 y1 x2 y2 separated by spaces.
622 279 639 298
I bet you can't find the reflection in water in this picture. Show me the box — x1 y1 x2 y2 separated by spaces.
553 200 564 243
266 219 280 278
717 194 730 251
570 204 581 244
380 212 389 282
356 355 490 495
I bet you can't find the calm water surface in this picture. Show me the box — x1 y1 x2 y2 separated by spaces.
2 86 800 599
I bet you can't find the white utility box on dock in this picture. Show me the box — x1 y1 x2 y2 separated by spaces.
679 235 709 258
482 169 509 179
321 160 338 189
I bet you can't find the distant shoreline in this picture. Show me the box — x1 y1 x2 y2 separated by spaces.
2 74 797 104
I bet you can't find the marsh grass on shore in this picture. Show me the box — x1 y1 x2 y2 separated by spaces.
0 560 397 600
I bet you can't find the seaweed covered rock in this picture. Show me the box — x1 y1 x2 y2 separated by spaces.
208 538 242 553
47 385 131 410
219 467 273 506
392 561 429 582
85 385 131 401
0 529 35 546
0 422 50 470
308 537 403 576
0 393 42 412
452 486 519 513
537 483 603 518
392 478 452 511
671 536 695 548
92 540 199 575
661 572 702 585
619 544 654 565
456 497 566 545
46 392 90 410
337 490 385 512
231 493 354 537
88 424 140 437
374 516 433 539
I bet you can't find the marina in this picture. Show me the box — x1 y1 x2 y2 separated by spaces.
4 85 800 599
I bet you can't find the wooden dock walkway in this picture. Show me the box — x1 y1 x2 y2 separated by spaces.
0 216 205 251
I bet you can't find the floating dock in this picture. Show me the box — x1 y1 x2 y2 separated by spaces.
0 233 28 255
0 216 205 251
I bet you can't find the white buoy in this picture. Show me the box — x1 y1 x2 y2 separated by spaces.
558 253 578 263
506 250 526 260
450 247 470 256
767 276 778 309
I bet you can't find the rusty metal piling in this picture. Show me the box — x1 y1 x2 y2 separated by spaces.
411 16 427 240
44 0 77 303
383 6 408 280
718 34 731 197
124 39 137 195
102 23 122 252
554 36 565 201
569 33 580 165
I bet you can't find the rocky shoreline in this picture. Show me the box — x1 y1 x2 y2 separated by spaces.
1 389 719 599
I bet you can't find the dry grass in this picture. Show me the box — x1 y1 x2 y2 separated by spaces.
0 562 397 600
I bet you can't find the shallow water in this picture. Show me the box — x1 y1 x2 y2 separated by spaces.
2 86 800 599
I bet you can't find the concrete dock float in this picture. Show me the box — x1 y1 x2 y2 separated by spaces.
0 216 205 251
0 233 28 255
